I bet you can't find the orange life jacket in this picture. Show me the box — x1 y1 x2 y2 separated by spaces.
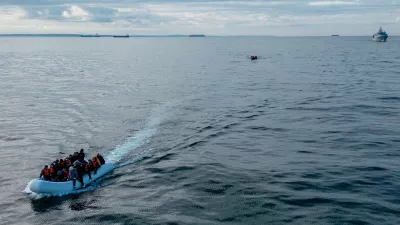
43 169 50 176
93 160 98 168
50 167 55 173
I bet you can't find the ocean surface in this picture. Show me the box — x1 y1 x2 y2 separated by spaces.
0 36 399 225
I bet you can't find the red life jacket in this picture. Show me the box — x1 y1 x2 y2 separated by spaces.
93 160 98 168
96 157 101 166
50 167 55 174
43 169 50 176
63 170 69 177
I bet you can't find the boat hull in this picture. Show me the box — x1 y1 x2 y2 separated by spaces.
28 163 114 194
373 35 388 42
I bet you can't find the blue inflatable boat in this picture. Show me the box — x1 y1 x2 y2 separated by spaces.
28 163 114 194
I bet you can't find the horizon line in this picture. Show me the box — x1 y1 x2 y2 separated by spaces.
0 33 399 37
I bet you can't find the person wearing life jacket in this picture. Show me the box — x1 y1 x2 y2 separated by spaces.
96 153 105 165
63 168 69 181
92 156 100 174
92 155 101 167
49 165 57 181
40 165 51 181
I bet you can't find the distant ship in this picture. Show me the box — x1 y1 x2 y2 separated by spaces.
372 27 388 42
189 34 205 37
81 33 100 37
331 35 339 36
113 34 130 38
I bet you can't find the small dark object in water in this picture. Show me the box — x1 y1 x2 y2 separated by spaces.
251 56 258 60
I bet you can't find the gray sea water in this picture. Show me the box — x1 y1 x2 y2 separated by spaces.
0 36 399 225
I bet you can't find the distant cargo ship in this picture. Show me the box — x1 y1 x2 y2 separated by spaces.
113 34 130 38
189 34 205 37
81 33 100 37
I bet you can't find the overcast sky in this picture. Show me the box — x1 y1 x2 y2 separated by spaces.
0 0 399 35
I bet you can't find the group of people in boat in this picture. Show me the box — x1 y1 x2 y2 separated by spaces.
39 149 105 188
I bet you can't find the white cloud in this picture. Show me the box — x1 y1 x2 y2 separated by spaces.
62 5 90 21
0 6 26 21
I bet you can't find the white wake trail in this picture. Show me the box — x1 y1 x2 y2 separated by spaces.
105 105 164 164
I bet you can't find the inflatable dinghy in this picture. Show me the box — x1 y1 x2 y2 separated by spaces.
28 163 114 194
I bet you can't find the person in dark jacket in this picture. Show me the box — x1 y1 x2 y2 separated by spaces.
85 159 93 180
73 160 83 175
64 157 71 169
52 159 59 171
78 149 85 161
72 152 79 163
59 159 65 169
56 170 64 182
69 166 84 188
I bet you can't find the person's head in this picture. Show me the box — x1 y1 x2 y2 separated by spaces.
44 165 48 169
88 159 92 163
80 149 84 153
69 166 74 171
